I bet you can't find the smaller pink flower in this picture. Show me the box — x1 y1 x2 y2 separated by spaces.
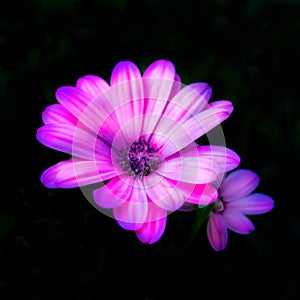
207 169 274 251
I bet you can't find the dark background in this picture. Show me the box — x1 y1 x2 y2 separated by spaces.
2 0 300 299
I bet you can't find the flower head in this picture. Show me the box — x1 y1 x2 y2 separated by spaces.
36 59 240 244
207 169 274 251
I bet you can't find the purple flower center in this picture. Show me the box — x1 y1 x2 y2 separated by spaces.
126 138 161 179
213 198 225 213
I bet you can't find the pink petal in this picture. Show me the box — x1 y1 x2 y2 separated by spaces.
40 159 78 188
56 86 119 143
178 202 196 212
93 176 133 209
183 183 218 205
42 104 78 126
156 143 220 184
196 145 240 173
110 61 144 139
55 86 93 120
220 169 260 202
76 75 110 98
207 212 228 251
113 179 148 230
54 160 117 188
226 193 274 215
142 60 176 133
143 174 185 211
36 124 112 161
222 210 255 234
157 104 232 157
135 204 167 244
206 100 234 114
162 82 212 123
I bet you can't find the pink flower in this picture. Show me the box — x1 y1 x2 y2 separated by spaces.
36 59 240 244
207 169 274 251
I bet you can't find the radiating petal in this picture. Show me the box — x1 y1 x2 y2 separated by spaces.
76 75 110 98
113 180 148 230
156 143 220 184
220 169 260 202
183 183 218 205
110 61 144 139
156 104 232 157
55 160 117 188
226 193 274 215
196 145 240 173
93 176 132 209
42 104 78 126
222 210 255 234
142 60 176 133
36 124 111 161
40 159 78 188
162 82 212 123
169 73 181 100
55 86 93 119
143 174 185 211
135 204 167 244
207 212 228 251
206 100 234 114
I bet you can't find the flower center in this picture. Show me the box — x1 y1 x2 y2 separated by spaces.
124 138 161 179
213 198 225 213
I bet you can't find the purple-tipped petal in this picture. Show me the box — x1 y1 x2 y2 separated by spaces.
135 204 167 244
55 86 93 119
206 100 234 114
42 104 78 126
157 105 232 157
226 193 274 215
55 160 117 188
222 210 255 234
76 75 110 98
220 169 260 202
143 174 185 211
36 124 111 161
207 212 228 251
157 155 220 184
110 61 144 138
196 146 240 173
40 159 78 188
183 183 218 205
93 176 132 209
163 82 212 123
169 73 181 100
113 180 148 230
142 60 176 133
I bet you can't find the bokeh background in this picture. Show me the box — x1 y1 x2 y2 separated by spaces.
2 0 300 298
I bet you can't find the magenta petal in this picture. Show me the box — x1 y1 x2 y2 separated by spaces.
184 183 218 205
196 146 240 173
40 159 77 188
206 100 233 114
113 180 148 230
222 210 255 234
220 169 260 202
42 104 78 126
93 176 132 209
207 212 228 251
169 73 181 100
143 174 185 211
135 204 167 244
36 124 111 161
76 75 109 98
55 86 93 119
109 61 144 138
55 160 117 188
226 193 274 215
163 82 212 123
158 105 232 157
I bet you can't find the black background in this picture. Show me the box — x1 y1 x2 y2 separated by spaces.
2 0 300 299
